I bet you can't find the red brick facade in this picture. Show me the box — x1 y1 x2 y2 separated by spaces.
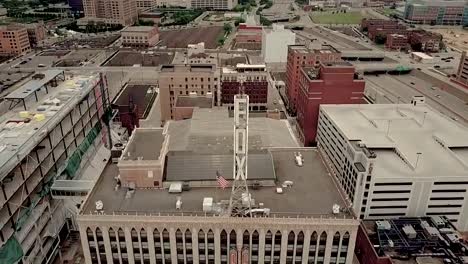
285 44 341 114
235 24 263 43
297 62 365 146
385 34 408 50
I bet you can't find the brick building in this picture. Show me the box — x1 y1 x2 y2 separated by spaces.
221 64 268 111
408 30 442 52
285 44 341 114
385 33 408 50
82 0 137 26
0 25 31 55
158 64 219 124
24 22 46 47
297 62 365 146
455 50 468 88
121 26 159 47
361 19 407 41
235 23 263 43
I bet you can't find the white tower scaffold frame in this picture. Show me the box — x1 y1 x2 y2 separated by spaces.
228 90 252 217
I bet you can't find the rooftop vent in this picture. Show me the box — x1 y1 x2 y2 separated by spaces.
32 73 45 80
95 200 104 211
332 204 340 214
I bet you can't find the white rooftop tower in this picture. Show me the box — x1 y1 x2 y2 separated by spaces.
228 79 252 217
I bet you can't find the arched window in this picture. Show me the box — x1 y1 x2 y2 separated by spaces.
198 230 206 264
185 230 193 264
286 231 295 263
131 228 141 263
251 230 259 264
207 230 215 264
242 230 250 246
87 228 97 262
264 230 273 264
295 231 304 264
118 228 127 263
95 228 107 264
162 229 171 264
340 232 350 264
317 232 327 264
220 230 228 264
330 232 340 264
176 229 184 263
154 228 162 263
273 231 282 263
109 228 120 263
308 231 318 264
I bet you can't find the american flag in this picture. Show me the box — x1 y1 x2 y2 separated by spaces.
216 171 229 189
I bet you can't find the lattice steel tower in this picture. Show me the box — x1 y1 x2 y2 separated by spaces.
228 77 252 217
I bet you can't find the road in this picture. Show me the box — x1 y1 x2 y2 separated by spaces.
365 74 468 126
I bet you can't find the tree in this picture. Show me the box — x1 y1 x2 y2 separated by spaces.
223 23 233 33
217 36 226 45
374 34 387 44
234 17 246 26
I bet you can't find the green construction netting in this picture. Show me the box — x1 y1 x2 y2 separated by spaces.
0 237 23 264
395 65 411 72
64 122 102 179
15 121 103 231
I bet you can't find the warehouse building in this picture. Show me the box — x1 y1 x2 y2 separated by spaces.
316 102 468 231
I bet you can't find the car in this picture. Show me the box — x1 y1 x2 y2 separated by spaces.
19 61 27 64
434 65 440 69
38 64 46 67
451 117 458 121
417 68 421 70
410 82 415 85
431 86 437 90
435 94 441 98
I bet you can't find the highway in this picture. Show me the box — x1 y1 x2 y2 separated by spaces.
365 74 468 126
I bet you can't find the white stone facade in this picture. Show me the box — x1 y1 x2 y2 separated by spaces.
261 25 296 64
78 214 359 264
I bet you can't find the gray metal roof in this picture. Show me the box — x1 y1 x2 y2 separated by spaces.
165 151 276 181
5 70 63 99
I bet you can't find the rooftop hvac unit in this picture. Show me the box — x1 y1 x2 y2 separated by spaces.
95 200 104 211
176 197 182 210
294 152 303 167
430 216 445 228
203 197 213 212
376 221 391 230
421 221 439 240
169 183 183 193
332 204 340 214
402 225 417 239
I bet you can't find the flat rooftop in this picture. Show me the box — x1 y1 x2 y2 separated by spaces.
175 96 212 108
160 64 216 73
166 108 299 154
320 104 468 179
289 44 340 54
82 149 351 218
122 128 164 161
165 151 275 181
121 26 156 33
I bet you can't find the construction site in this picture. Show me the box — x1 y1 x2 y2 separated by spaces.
103 51 174 67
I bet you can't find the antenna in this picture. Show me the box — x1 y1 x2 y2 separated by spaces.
228 92 252 217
